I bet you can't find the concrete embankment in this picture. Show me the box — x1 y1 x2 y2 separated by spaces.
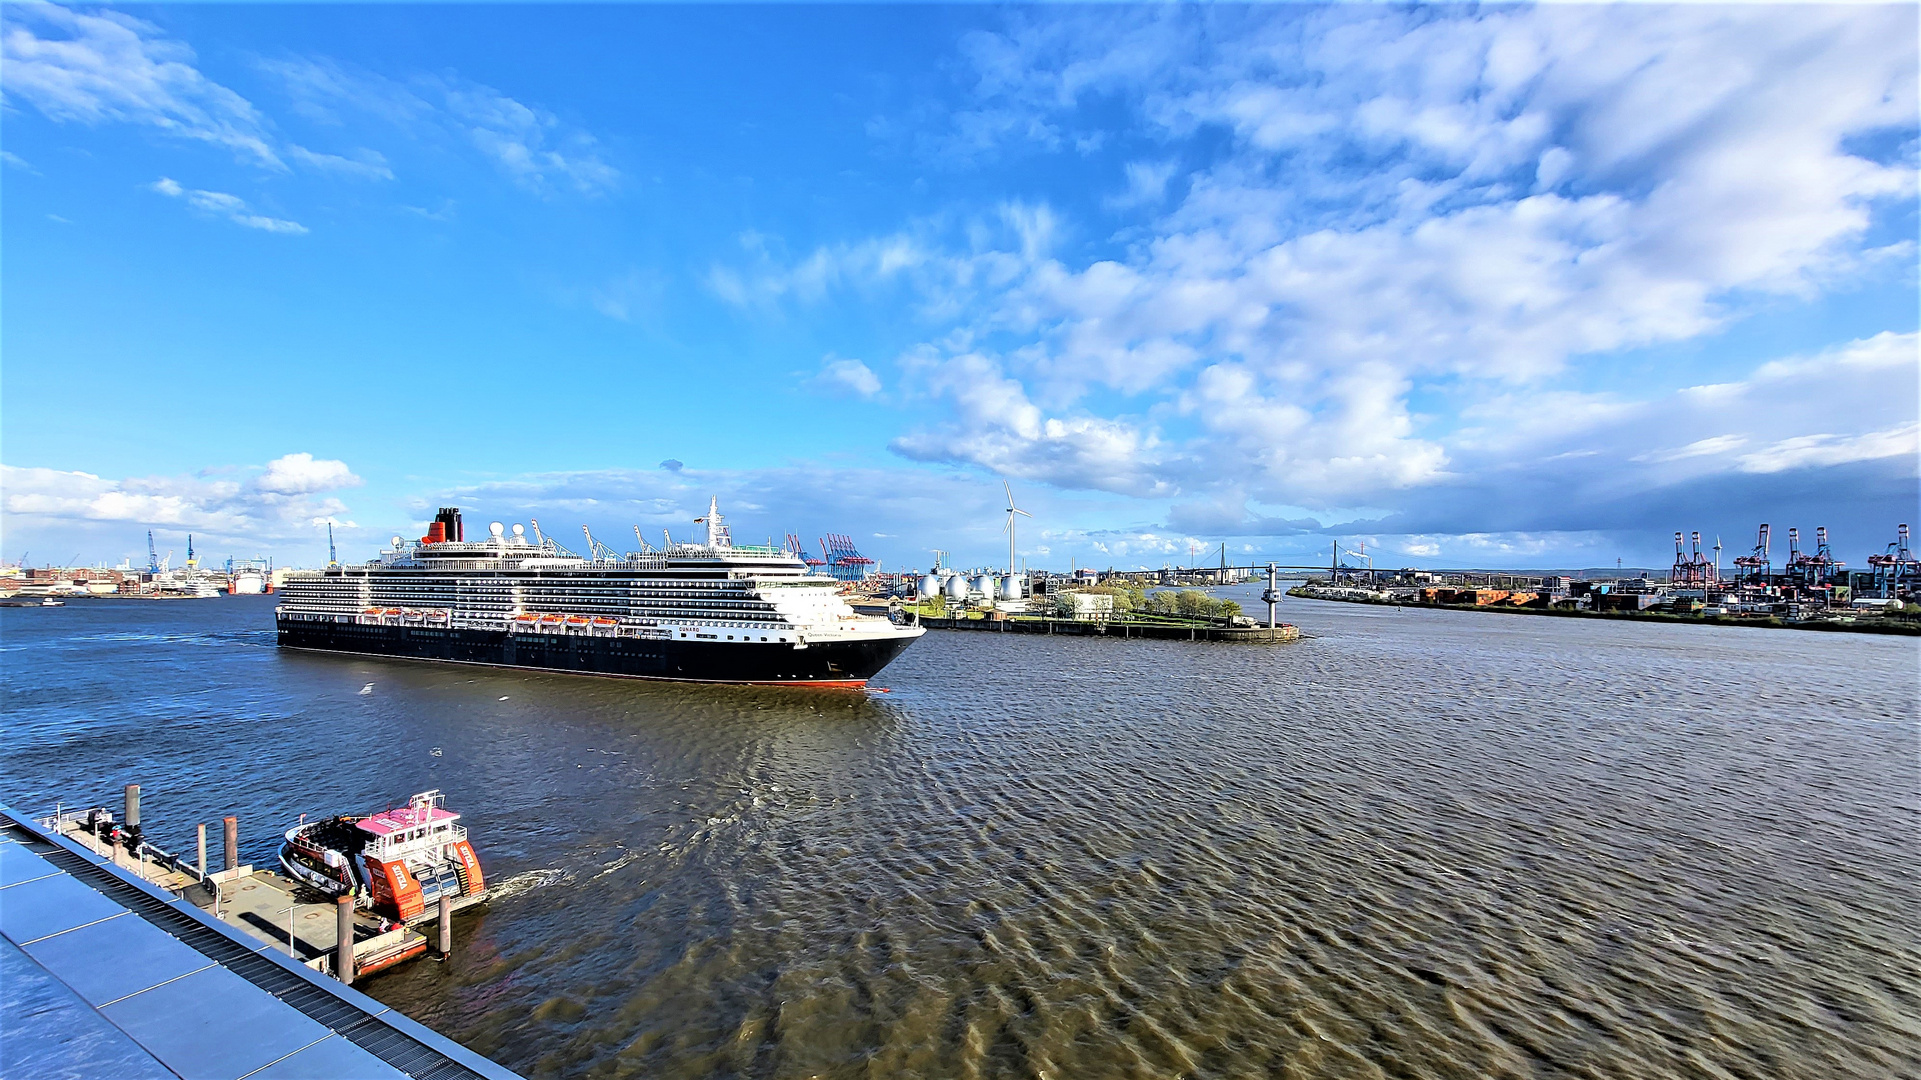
916 616 1300 642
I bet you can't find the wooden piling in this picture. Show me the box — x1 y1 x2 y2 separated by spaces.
336 896 355 986
437 893 452 956
124 784 140 840
197 823 207 879
223 816 238 872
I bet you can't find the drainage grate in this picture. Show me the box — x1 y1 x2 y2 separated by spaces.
13 826 497 1080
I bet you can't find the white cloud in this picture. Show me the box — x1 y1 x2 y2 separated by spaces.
2 453 365 557
151 177 307 234
810 357 882 399
1634 434 1748 465
1752 329 1919 382
2 5 282 166
445 84 617 195
285 145 393 181
1107 159 1178 209
730 5 1916 533
3 12 613 197
1735 423 1920 475
254 453 361 496
710 231 936 308
259 57 619 195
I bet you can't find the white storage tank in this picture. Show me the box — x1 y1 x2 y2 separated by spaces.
1001 574 1022 600
974 574 997 599
919 574 940 597
943 575 969 600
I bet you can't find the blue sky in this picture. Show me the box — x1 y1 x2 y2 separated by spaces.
3 3 1916 572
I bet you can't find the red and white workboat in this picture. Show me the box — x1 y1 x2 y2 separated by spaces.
279 789 487 920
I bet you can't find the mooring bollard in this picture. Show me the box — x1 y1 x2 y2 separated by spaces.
438 893 452 956
197 823 207 880
223 816 238 872
337 896 355 986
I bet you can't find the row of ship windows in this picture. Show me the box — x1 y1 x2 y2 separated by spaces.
307 579 802 595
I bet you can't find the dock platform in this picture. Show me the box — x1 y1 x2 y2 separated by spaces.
1 803 521 1080
46 813 487 979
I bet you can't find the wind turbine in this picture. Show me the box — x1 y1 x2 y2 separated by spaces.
1002 480 1031 578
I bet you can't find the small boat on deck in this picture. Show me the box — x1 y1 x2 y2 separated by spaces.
279 789 487 920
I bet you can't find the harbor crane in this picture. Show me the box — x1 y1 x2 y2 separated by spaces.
1670 532 1716 586
632 525 655 554
581 525 619 562
1784 526 1838 588
1733 523 1771 582
1868 524 1917 598
148 531 160 574
327 523 338 567
784 534 824 568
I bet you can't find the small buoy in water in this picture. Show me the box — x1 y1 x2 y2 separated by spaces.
431 747 443 757
358 683 374 695
499 695 510 701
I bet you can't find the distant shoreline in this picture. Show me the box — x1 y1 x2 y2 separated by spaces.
1287 587 1921 636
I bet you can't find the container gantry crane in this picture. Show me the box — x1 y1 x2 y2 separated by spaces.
1868 524 1917 599
1732 523 1771 583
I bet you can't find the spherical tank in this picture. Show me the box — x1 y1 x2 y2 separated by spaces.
974 574 997 599
920 574 940 597
944 575 969 600
1001 574 1022 599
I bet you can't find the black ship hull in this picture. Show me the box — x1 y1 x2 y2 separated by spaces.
276 620 916 685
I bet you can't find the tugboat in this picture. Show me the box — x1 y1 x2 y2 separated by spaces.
279 790 487 920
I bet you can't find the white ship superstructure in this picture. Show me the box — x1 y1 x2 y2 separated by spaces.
276 501 921 685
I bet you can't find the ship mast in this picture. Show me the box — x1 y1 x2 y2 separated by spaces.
697 497 732 549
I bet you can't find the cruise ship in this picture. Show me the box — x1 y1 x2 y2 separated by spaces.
275 502 923 686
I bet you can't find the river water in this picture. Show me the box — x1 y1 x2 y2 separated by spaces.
3 590 1915 1079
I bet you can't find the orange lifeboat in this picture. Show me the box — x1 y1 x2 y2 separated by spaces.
513 613 538 623
590 616 618 628
538 614 564 625
383 608 403 616
563 615 590 626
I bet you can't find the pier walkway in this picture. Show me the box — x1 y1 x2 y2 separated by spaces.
0 804 521 1080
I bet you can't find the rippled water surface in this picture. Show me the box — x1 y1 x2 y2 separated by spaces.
4 592 1917 1079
